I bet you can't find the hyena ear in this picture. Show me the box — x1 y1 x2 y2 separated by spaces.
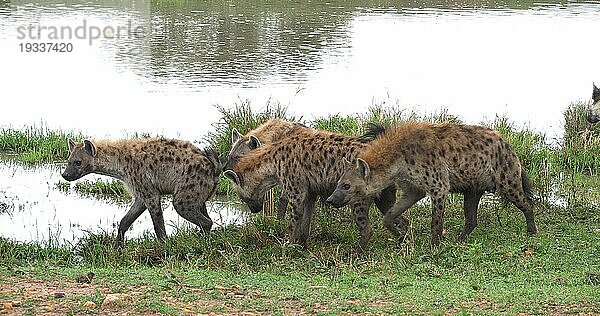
231 128 242 144
83 139 97 157
67 139 76 152
248 135 261 149
356 158 371 180
223 170 240 185
593 83 600 101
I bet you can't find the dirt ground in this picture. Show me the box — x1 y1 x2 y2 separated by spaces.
1 275 598 315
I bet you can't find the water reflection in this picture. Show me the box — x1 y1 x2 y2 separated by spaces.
1 1 599 139
0 161 245 244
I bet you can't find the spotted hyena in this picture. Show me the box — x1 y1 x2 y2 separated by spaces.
61 138 222 245
587 83 600 123
327 122 537 247
224 128 396 251
227 119 308 219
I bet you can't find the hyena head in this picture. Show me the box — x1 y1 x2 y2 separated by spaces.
326 158 371 208
588 83 600 124
62 139 97 181
225 128 261 170
223 169 266 213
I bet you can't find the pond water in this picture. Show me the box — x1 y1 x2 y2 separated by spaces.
1 1 599 140
0 161 245 244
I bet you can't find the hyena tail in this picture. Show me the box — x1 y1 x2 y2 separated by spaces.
520 166 533 204
359 122 387 142
204 147 224 172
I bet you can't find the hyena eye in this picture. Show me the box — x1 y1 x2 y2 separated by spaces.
342 183 351 190
74 160 82 166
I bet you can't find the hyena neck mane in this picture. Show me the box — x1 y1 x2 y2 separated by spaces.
91 140 130 180
358 121 436 192
234 146 278 185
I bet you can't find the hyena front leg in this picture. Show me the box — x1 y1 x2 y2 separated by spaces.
459 191 483 243
384 186 425 244
374 185 397 215
117 199 146 246
286 191 308 247
430 191 449 247
143 194 167 241
297 194 317 247
351 199 373 253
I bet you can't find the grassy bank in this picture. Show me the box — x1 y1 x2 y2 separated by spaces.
1 190 599 314
0 126 82 163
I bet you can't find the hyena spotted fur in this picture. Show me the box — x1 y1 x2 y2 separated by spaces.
226 119 309 219
61 138 223 245
587 83 600 123
224 128 396 251
327 122 538 247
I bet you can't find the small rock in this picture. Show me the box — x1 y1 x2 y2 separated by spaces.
1 303 13 310
76 272 95 284
101 293 131 308
11 301 20 307
42 301 55 312
83 301 96 308
54 292 66 299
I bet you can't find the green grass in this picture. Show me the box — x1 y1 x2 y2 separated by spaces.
0 126 82 163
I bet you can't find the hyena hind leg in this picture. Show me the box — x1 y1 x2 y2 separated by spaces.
459 191 483 243
172 193 214 233
502 187 537 235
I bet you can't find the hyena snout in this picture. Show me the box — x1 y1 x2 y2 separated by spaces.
325 191 348 208
245 199 263 213
61 167 82 181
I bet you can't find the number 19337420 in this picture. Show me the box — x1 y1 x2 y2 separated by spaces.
19 42 73 53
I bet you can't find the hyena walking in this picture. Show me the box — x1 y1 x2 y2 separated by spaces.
226 119 308 219
587 83 600 123
327 122 538 247
224 128 396 251
61 138 222 245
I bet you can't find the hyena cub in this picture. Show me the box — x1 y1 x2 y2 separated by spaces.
61 138 223 245
227 119 308 219
587 83 600 124
327 122 537 247
224 128 396 251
